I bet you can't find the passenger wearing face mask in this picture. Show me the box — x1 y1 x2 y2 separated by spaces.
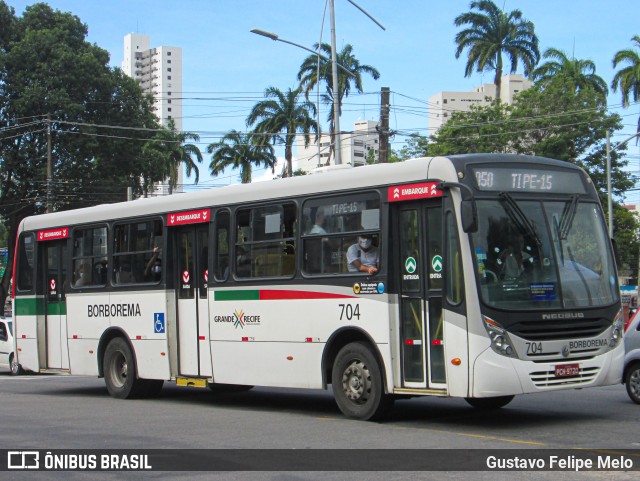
347 234 379 275
144 246 162 281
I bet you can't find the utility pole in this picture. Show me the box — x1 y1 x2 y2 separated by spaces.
378 87 390 163
46 114 53 214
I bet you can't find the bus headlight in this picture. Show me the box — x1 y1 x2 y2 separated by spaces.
610 310 624 348
482 316 518 358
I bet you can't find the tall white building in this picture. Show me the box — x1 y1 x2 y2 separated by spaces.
123 34 183 194
429 74 531 133
296 120 380 173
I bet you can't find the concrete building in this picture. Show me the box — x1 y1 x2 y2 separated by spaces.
429 74 532 133
295 120 380 173
123 34 183 194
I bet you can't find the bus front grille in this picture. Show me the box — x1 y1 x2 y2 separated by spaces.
510 318 610 341
529 366 600 387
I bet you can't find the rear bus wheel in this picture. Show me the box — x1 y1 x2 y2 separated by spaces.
331 342 393 421
104 337 147 399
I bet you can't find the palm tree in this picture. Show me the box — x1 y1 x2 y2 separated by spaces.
532 48 608 101
246 87 317 178
612 35 640 141
207 130 276 184
163 119 203 194
297 43 379 155
454 0 540 101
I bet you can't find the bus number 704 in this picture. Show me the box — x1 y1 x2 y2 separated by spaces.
339 304 360 321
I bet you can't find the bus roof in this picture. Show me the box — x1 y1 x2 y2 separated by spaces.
19 154 582 232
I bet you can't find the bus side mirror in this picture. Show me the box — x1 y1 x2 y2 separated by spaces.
461 200 478 233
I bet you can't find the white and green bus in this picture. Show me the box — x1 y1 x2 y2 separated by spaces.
12 154 624 420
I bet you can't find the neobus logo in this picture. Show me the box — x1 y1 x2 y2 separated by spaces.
213 309 261 329
542 312 585 320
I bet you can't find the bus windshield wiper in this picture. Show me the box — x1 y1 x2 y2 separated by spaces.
499 192 542 248
559 194 579 240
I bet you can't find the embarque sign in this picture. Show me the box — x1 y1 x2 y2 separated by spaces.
387 182 442 202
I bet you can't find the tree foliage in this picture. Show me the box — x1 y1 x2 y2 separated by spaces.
207 130 276 184
246 87 316 178
0 2 166 309
454 0 540 99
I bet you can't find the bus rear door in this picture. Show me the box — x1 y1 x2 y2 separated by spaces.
41 239 70 370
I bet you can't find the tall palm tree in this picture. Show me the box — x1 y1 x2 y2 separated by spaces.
246 87 317 178
207 130 276 184
163 119 203 194
297 43 379 150
612 35 640 141
532 48 608 101
454 0 540 101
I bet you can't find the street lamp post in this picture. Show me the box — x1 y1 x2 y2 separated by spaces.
329 0 342 165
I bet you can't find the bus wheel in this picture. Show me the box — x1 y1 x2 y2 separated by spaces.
625 363 640 404
9 354 24 376
104 337 145 399
331 342 393 421
465 395 514 410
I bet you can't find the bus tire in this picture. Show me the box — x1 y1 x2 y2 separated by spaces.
625 362 640 404
9 354 24 376
331 342 393 421
465 395 514 410
103 337 146 399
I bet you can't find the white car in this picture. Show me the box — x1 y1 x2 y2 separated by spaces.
624 309 640 404
0 318 23 375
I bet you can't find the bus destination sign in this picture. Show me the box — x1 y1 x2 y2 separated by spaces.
472 167 586 194
387 182 442 202
37 227 69 241
167 209 211 226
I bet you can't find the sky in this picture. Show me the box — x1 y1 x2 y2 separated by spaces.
5 0 640 199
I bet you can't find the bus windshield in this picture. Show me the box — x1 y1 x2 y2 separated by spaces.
472 197 618 310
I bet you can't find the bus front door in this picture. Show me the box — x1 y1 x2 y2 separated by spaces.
42 241 69 370
395 201 446 389
174 226 211 377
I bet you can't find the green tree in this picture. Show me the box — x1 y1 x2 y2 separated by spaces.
156 119 203 194
207 130 276 184
246 87 316 178
611 35 640 139
297 43 379 160
532 48 608 101
454 0 540 100
0 2 158 309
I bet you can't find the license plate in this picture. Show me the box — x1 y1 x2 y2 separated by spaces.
555 363 580 377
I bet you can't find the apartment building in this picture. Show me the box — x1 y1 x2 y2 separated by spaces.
123 34 183 194
429 74 531 133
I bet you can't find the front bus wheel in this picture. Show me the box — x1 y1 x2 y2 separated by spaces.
331 342 393 421
465 395 514 410
103 337 148 399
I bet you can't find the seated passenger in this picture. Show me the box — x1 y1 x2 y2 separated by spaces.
347 234 379 275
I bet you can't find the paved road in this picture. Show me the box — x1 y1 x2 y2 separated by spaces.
0 370 638 480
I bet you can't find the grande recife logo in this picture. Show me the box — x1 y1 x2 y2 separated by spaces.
167 208 211 226
213 309 261 329
388 182 442 202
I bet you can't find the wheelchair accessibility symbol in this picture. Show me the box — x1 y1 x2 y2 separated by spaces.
154 313 165 333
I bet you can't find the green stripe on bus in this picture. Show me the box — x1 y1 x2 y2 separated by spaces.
15 297 66 316
215 290 260 301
